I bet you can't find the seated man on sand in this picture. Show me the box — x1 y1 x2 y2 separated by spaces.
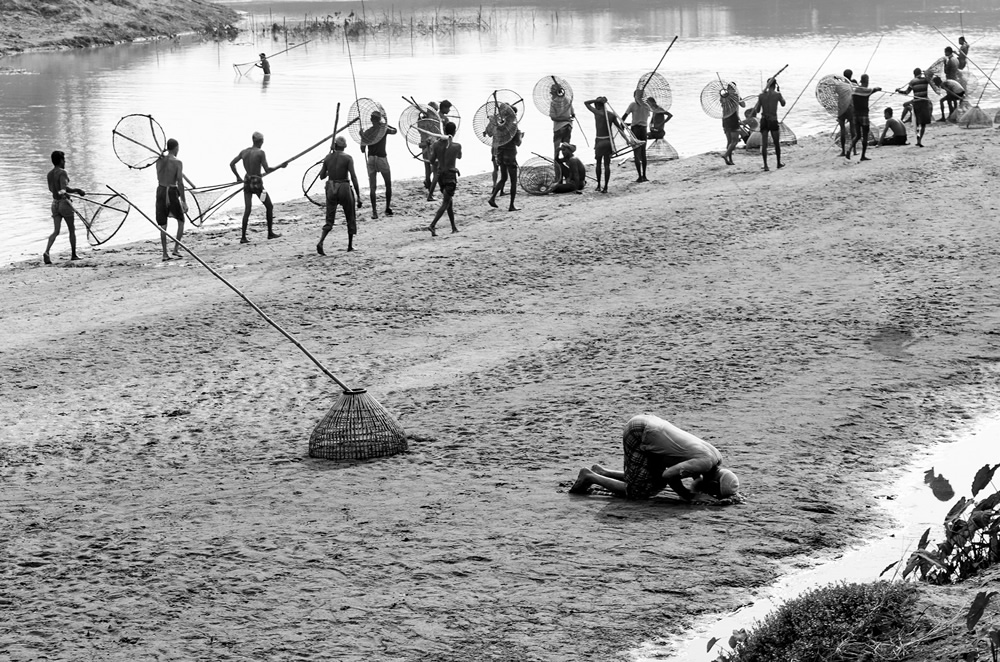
569 414 740 501
551 142 586 194
878 107 908 146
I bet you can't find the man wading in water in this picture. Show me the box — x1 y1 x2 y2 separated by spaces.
569 414 740 501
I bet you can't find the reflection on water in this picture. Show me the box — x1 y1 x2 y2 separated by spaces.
2 0 999 264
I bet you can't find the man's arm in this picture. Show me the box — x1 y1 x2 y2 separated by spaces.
386 125 398 135
877 124 888 145
60 171 85 196
319 158 328 180
175 160 187 210
663 110 674 123
229 152 244 181
779 93 786 106
348 158 362 207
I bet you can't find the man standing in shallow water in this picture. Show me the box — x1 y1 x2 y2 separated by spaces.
752 78 785 171
230 131 287 244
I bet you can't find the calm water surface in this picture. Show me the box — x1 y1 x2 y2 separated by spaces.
2 0 999 264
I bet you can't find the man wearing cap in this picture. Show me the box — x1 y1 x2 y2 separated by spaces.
360 110 397 219
229 131 287 244
317 135 362 253
256 53 270 75
569 414 740 502
551 143 586 194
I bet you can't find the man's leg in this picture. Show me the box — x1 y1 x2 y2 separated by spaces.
447 190 458 233
633 146 643 181
264 196 279 239
368 168 378 218
429 192 449 236
240 190 252 243
772 129 783 168
569 467 628 497
488 167 508 208
640 143 648 180
507 164 519 211
66 217 78 260
602 155 611 191
383 169 393 215
345 197 357 252
159 222 171 259
44 215 61 263
173 217 185 255
761 130 770 170
838 117 847 155
594 151 603 192
318 197 335 254
860 125 870 160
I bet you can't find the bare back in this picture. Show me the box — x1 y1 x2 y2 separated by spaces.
238 146 269 177
155 155 184 188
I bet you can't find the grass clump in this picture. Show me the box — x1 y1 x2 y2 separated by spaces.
715 581 922 662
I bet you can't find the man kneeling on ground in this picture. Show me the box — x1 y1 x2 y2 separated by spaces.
569 414 740 501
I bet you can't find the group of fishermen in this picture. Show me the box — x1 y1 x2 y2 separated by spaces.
45 36 978 264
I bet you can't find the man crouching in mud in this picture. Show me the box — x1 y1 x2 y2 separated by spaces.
569 414 740 501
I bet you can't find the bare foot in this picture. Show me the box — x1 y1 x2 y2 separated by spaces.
487 198 498 208
268 232 282 239
763 165 770 171
70 255 81 261
451 228 459 234
508 206 519 212
590 464 609 476
316 243 325 256
777 162 785 169
347 246 354 252
240 237 250 244
860 156 871 161
162 255 173 262
428 226 437 237
569 468 593 494
43 253 51 265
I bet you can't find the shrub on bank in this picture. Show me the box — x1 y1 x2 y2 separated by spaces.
712 581 920 662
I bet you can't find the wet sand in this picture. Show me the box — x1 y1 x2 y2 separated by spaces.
4 126 1000 660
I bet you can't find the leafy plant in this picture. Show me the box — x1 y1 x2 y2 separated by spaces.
898 463 1000 585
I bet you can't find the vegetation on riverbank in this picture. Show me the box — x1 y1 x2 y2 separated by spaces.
712 461 1000 661
0 0 239 55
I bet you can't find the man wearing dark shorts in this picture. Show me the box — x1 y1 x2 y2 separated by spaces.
229 131 287 244
551 142 586 194
720 86 745 166
155 138 187 261
622 88 650 182
932 75 965 121
44 150 85 264
360 110 398 220
752 78 785 171
877 107 908 145
584 96 625 193
429 121 462 236
896 68 931 147
317 135 362 254
850 74 881 161
487 102 521 212
569 414 740 501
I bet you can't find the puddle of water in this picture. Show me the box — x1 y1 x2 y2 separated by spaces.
632 415 1000 662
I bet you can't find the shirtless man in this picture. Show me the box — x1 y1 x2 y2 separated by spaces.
44 150 86 264
257 53 271 75
418 101 441 199
877 107 908 145
155 138 188 260
569 414 740 502
487 103 521 212
850 74 882 161
229 131 287 243
836 69 857 158
752 77 785 171
944 47 959 82
896 68 931 147
551 142 587 194
317 135 362 254
428 121 462 236
646 96 672 140
958 36 970 70
549 81 575 176
583 96 625 193
932 75 965 121
622 88 650 182
359 110 398 219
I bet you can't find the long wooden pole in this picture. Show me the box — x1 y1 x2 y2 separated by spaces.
106 185 352 391
638 35 678 98
782 42 838 122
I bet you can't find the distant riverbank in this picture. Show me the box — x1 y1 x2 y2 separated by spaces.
0 0 238 56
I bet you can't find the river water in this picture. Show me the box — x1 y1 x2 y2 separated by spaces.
0 0 998 264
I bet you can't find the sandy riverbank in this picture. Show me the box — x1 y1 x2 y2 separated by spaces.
0 0 238 56
4 127 1000 660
